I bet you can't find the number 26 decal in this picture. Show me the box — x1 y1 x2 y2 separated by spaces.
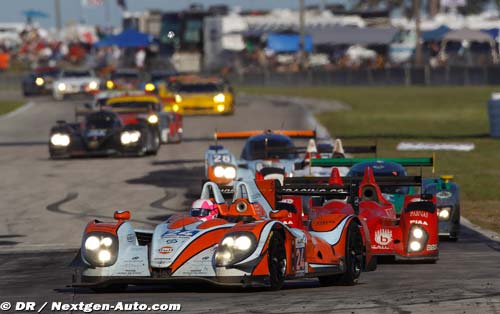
214 154 231 163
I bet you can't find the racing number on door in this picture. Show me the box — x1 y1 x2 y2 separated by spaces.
295 247 305 271
213 154 231 163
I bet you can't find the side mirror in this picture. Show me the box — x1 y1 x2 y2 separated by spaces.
114 210 131 221
269 210 289 220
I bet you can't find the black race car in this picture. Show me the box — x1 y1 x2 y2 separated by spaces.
423 176 460 240
49 110 160 158
22 67 60 96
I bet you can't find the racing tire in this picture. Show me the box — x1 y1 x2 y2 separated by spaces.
147 130 160 155
318 221 363 286
91 284 128 293
267 231 286 291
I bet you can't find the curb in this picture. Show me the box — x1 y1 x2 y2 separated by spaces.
460 216 500 242
0 101 33 121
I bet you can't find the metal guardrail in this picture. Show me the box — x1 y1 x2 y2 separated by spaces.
227 65 500 86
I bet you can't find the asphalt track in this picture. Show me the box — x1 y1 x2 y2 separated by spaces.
0 93 499 314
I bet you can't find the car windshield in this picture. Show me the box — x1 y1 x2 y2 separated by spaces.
62 71 92 78
111 72 138 80
37 70 60 78
169 82 223 93
86 112 117 129
107 101 154 110
151 72 176 82
241 136 298 160
190 208 210 217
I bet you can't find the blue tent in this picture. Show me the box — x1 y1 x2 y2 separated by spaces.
482 28 499 41
422 25 451 41
266 33 313 53
94 29 154 48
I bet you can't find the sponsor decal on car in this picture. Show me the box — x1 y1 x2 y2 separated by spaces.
127 234 135 243
375 228 392 246
436 191 453 199
410 211 429 218
159 246 174 254
427 244 438 251
161 229 199 238
410 220 429 226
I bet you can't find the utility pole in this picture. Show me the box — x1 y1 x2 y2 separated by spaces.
298 0 306 70
54 0 62 35
414 0 423 66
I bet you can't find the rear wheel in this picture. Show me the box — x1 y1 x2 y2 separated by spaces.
319 221 363 286
268 231 286 290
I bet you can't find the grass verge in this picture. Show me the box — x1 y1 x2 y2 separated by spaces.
0 100 25 116
239 86 500 234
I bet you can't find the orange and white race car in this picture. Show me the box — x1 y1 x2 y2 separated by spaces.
71 178 375 292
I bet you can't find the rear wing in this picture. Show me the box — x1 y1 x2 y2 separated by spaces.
297 144 377 154
214 130 316 141
284 176 422 187
310 157 434 168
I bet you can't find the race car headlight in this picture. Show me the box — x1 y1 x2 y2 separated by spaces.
438 207 451 221
120 130 141 145
145 83 155 92
409 241 421 252
98 250 112 263
84 236 100 251
213 93 225 103
50 133 71 147
213 165 236 179
213 165 225 178
82 232 118 267
407 225 428 253
174 94 182 103
412 227 424 239
106 80 114 89
215 232 257 267
57 82 66 91
147 114 159 124
35 77 44 86
88 81 99 90
172 104 180 112
224 166 236 179
216 104 225 112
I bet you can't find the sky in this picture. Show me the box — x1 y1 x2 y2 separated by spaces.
0 0 351 29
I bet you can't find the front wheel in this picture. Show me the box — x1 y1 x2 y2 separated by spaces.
147 130 160 155
267 231 286 290
319 221 363 286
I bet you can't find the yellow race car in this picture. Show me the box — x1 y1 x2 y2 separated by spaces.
145 75 234 115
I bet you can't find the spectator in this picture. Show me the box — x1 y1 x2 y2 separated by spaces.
135 48 146 69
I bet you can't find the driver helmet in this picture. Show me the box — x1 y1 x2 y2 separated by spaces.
190 199 218 221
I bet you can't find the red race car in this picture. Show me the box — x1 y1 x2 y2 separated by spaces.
280 167 439 263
